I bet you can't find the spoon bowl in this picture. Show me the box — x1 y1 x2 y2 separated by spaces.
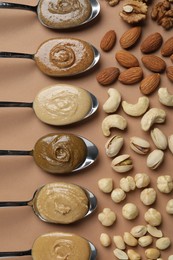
0 84 99 126
0 0 100 29
0 232 97 259
0 182 97 224
0 133 99 174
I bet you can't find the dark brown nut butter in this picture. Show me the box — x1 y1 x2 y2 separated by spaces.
33 133 87 174
37 0 92 29
34 38 94 76
32 182 89 224
32 232 91 260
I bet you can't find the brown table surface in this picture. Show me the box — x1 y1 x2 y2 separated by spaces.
0 0 173 259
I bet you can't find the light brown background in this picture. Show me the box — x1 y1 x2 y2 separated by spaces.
0 0 173 259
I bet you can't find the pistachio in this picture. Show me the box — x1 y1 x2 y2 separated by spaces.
168 134 173 154
130 225 147 238
146 149 164 169
130 136 150 155
111 154 133 173
105 135 124 158
151 128 167 150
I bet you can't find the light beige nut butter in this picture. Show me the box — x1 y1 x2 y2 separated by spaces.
32 232 91 260
33 84 92 125
33 133 87 174
37 0 92 29
32 182 89 224
34 38 94 76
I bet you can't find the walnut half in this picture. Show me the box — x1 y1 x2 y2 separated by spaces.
120 0 148 24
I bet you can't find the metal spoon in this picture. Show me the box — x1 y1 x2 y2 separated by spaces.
0 0 100 29
0 39 100 77
0 134 98 174
0 233 97 259
0 86 98 126
0 182 97 224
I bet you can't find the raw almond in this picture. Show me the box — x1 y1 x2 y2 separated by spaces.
161 36 173 56
141 55 166 73
119 67 143 85
166 66 173 82
100 30 116 52
140 32 163 53
140 73 160 95
115 50 139 68
96 67 120 85
120 26 142 49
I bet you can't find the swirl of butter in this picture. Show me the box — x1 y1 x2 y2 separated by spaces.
52 240 73 259
48 0 82 14
50 45 75 68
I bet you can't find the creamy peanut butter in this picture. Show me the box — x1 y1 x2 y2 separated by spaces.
33 84 92 125
34 38 94 76
37 0 92 29
32 232 91 260
33 133 87 174
32 182 89 224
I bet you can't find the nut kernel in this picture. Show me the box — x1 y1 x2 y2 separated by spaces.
130 225 147 238
140 188 157 206
100 233 111 247
144 208 162 226
123 232 138 246
147 224 163 238
157 175 173 193
156 237 171 250
127 249 141 260
134 173 150 188
113 248 128 259
166 199 173 214
138 235 153 247
98 178 113 193
145 248 160 259
122 203 139 220
113 235 126 250
98 208 116 226
119 176 136 192
111 188 126 203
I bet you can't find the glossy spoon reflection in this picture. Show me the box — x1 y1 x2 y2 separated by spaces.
0 133 98 174
0 84 99 126
0 0 100 29
0 182 97 224
0 232 97 259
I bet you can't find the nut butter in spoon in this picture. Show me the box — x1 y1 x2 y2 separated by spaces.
0 84 98 126
0 38 100 77
0 0 100 29
0 182 97 224
0 232 97 259
0 133 98 174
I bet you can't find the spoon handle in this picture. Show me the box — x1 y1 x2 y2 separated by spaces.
0 150 32 156
0 102 33 107
0 201 29 207
0 52 34 59
0 249 31 257
0 2 36 12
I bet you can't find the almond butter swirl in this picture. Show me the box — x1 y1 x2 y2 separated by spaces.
37 0 92 29
34 38 94 76
33 133 87 174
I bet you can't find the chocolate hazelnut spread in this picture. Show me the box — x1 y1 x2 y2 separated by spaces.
32 232 91 260
33 84 92 125
37 0 92 29
33 133 87 174
32 182 89 224
34 38 94 76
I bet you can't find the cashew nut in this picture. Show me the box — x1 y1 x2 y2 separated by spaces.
103 88 121 113
158 87 173 106
122 96 149 117
141 108 166 131
102 114 127 136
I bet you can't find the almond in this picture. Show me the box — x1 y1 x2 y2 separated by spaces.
141 55 166 73
140 73 160 95
115 50 139 68
166 66 173 82
161 37 173 57
118 67 143 85
140 32 163 54
100 30 116 52
96 67 120 85
170 54 173 63
120 26 142 49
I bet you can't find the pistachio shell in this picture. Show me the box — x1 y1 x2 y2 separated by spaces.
105 135 124 157
146 149 164 169
130 136 150 155
151 128 167 150
111 154 133 173
168 134 173 154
